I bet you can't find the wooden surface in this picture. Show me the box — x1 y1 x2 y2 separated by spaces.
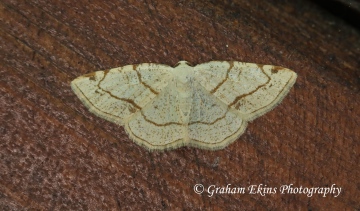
1 0 359 210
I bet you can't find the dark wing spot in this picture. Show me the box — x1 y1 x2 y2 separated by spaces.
133 64 138 70
128 105 137 113
271 66 283 74
83 72 97 81
256 64 265 72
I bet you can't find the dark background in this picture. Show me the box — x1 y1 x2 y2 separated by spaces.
1 0 359 210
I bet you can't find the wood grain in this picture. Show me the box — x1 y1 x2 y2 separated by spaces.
1 0 359 210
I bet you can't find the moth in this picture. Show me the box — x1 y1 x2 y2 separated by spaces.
71 61 297 150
